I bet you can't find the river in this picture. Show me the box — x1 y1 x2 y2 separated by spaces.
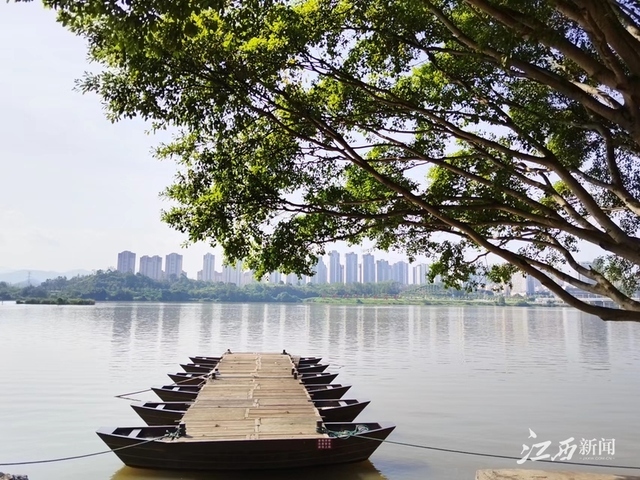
1 302 639 480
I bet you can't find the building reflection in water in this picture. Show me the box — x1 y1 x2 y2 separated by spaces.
110 304 135 358
134 304 161 347
159 303 182 358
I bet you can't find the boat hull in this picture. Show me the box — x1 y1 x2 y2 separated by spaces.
168 373 207 386
306 384 351 400
180 364 215 374
300 373 338 385
133 399 369 425
97 422 394 471
152 387 199 402
297 364 329 373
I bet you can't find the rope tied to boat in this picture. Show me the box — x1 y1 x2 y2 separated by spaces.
114 374 210 401
317 424 370 439
0 433 173 467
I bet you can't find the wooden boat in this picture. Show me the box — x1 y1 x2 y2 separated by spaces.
132 399 370 425
152 385 200 402
306 384 351 400
190 355 321 367
101 352 391 471
180 363 216 374
188 356 220 365
96 422 395 470
300 372 338 385
153 382 351 402
168 372 208 386
297 364 329 373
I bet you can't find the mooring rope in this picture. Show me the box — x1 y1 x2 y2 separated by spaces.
349 432 640 471
114 374 209 401
0 434 170 467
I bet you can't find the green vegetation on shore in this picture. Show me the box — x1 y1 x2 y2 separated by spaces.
0 270 551 306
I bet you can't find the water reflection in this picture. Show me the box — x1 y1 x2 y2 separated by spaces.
160 304 182 358
110 460 387 480
111 304 135 361
4 303 640 480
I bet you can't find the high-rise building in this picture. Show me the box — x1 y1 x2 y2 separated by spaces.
285 273 301 285
165 253 183 280
309 258 328 284
362 254 375 283
223 260 243 285
117 251 136 274
412 263 428 285
376 259 391 283
329 251 342 283
139 255 162 280
345 252 358 284
391 261 409 285
269 271 282 284
202 253 216 282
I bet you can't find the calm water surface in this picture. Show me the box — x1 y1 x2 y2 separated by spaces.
1 302 639 480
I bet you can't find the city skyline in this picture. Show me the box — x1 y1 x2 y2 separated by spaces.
116 249 435 286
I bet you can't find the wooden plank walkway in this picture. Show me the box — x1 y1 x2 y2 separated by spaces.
179 352 326 441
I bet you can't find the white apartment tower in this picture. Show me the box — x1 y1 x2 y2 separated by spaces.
392 261 409 285
345 252 358 284
165 253 183 280
223 260 243 285
202 253 216 282
329 251 342 284
117 251 136 274
376 259 391 282
139 255 163 280
362 254 375 283
412 263 428 285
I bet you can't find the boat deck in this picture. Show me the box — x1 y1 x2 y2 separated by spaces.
179 353 326 441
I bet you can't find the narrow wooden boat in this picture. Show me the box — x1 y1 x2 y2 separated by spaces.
188 356 220 365
132 398 370 426
131 402 192 425
190 355 321 366
314 399 371 422
152 383 351 402
300 372 338 385
180 363 216 374
306 384 351 400
96 422 395 470
152 385 200 402
297 364 329 373
167 372 208 386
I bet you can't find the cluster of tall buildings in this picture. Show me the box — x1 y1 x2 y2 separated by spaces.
116 250 431 285
116 251 186 281
309 251 424 285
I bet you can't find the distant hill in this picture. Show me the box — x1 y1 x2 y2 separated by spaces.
0 270 92 286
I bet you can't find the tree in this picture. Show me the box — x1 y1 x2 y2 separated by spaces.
31 0 640 320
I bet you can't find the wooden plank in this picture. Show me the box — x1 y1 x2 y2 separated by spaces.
181 352 325 441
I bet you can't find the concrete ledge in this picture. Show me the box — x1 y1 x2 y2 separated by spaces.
476 470 640 480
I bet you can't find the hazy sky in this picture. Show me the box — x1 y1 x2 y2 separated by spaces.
0 2 410 276
1 3 599 277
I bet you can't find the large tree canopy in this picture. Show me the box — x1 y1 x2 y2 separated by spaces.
32 0 640 320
